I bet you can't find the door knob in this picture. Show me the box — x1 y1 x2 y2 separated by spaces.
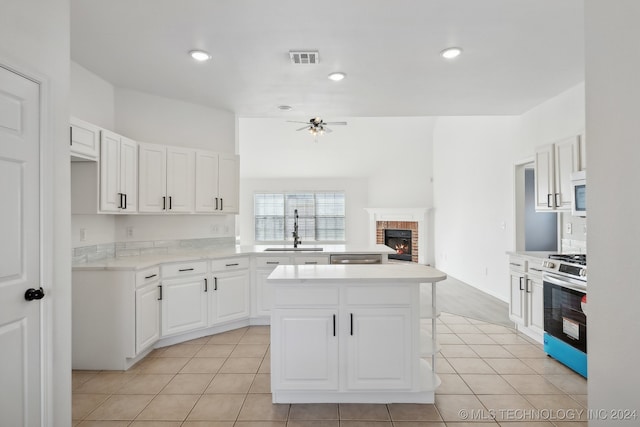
25 287 45 301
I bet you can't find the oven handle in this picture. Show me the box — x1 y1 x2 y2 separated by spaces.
542 273 587 293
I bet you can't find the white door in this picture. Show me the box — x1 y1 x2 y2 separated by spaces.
166 147 194 213
255 268 275 316
272 309 339 390
346 308 413 390
119 136 138 212
508 271 526 325
138 142 167 213
135 282 160 354
534 144 555 211
210 270 250 324
527 275 545 335
0 65 42 426
554 136 580 209
161 277 208 336
99 130 121 212
218 153 239 213
195 150 219 212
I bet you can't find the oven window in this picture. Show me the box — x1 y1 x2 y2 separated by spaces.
544 282 587 353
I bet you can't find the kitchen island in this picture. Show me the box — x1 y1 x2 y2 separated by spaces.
268 263 446 404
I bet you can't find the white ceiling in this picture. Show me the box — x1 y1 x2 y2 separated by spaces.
71 0 584 118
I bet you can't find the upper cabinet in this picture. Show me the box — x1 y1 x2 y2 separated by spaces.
70 117 100 160
100 130 138 212
534 135 581 212
138 143 195 213
195 151 239 214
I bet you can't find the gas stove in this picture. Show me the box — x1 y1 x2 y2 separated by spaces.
542 253 587 282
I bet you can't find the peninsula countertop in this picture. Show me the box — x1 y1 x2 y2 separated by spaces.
72 244 395 271
268 263 447 283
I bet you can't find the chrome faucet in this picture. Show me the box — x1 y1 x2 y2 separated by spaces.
292 209 301 248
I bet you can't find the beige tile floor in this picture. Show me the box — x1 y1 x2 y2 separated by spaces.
72 313 588 426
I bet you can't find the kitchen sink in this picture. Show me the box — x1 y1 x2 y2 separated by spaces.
263 247 324 252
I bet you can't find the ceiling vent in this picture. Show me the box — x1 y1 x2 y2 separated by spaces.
289 51 319 64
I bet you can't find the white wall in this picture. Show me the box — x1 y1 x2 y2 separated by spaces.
585 0 640 420
1 0 71 425
238 117 435 244
433 84 585 301
70 61 115 129
240 177 369 245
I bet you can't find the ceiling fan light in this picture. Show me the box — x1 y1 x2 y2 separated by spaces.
328 72 346 81
189 50 211 61
440 47 462 59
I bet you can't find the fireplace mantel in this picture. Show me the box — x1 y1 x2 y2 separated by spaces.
365 208 431 265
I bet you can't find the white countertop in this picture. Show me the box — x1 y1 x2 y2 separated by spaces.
268 263 447 282
506 251 553 260
73 244 395 271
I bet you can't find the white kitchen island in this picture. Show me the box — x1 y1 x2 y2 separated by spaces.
268 263 446 404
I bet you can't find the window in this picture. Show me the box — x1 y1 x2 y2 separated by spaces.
254 192 345 242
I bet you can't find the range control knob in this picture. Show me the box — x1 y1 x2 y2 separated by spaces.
580 268 587 277
542 260 555 269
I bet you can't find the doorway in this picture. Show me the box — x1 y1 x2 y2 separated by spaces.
515 162 558 252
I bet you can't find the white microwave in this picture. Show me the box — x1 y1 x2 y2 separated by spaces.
571 170 586 217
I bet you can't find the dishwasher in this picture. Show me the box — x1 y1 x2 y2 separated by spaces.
329 254 382 264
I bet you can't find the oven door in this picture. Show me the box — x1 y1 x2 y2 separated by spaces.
543 273 587 353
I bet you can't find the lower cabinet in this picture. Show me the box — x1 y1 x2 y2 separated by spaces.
254 256 291 317
210 261 251 325
508 255 544 342
509 269 526 326
161 274 208 336
135 281 161 354
526 271 544 336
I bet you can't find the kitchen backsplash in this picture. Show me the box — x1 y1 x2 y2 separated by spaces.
561 213 587 254
72 236 236 264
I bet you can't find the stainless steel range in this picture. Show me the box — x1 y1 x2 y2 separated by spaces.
542 253 587 377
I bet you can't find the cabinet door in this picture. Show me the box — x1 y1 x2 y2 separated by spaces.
161 276 208 336
166 147 195 213
70 117 100 160
218 153 239 213
554 136 580 210
255 268 275 316
135 282 160 354
119 137 138 212
346 307 413 390
526 275 544 335
195 150 220 213
534 144 555 211
138 143 167 213
99 130 121 212
210 269 250 325
509 271 526 326
271 309 339 390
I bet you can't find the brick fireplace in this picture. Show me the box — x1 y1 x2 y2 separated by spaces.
365 208 431 265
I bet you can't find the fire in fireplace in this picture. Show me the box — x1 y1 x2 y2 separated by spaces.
384 229 412 261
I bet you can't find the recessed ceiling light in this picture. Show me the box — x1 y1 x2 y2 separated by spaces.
440 47 463 59
189 50 211 62
278 105 293 111
328 72 346 81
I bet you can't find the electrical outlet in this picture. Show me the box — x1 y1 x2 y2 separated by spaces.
79 228 86 242
565 222 572 234
224 225 230 233
211 225 219 234
126 226 134 238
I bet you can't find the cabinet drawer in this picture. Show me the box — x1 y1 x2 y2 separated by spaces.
161 260 207 278
273 286 340 307
346 285 412 306
508 256 526 273
527 258 544 277
293 255 330 265
256 256 291 268
211 256 249 272
135 266 160 288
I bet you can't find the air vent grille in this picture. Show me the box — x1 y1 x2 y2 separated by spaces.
289 51 319 64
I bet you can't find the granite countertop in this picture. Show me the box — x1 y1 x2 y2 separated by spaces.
268 263 447 282
73 244 395 271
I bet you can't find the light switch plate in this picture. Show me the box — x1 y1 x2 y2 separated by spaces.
565 222 572 234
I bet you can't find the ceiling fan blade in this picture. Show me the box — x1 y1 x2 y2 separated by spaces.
323 127 333 133
287 120 313 124
295 126 310 131
324 121 347 125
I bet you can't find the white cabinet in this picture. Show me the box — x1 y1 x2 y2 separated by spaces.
195 151 240 214
160 261 208 336
100 130 138 212
535 136 581 211
209 257 251 325
253 256 291 318
508 255 544 342
138 143 194 213
346 307 412 390
70 117 100 160
272 308 339 390
135 267 161 354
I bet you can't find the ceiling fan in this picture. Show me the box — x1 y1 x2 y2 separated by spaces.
287 117 347 137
